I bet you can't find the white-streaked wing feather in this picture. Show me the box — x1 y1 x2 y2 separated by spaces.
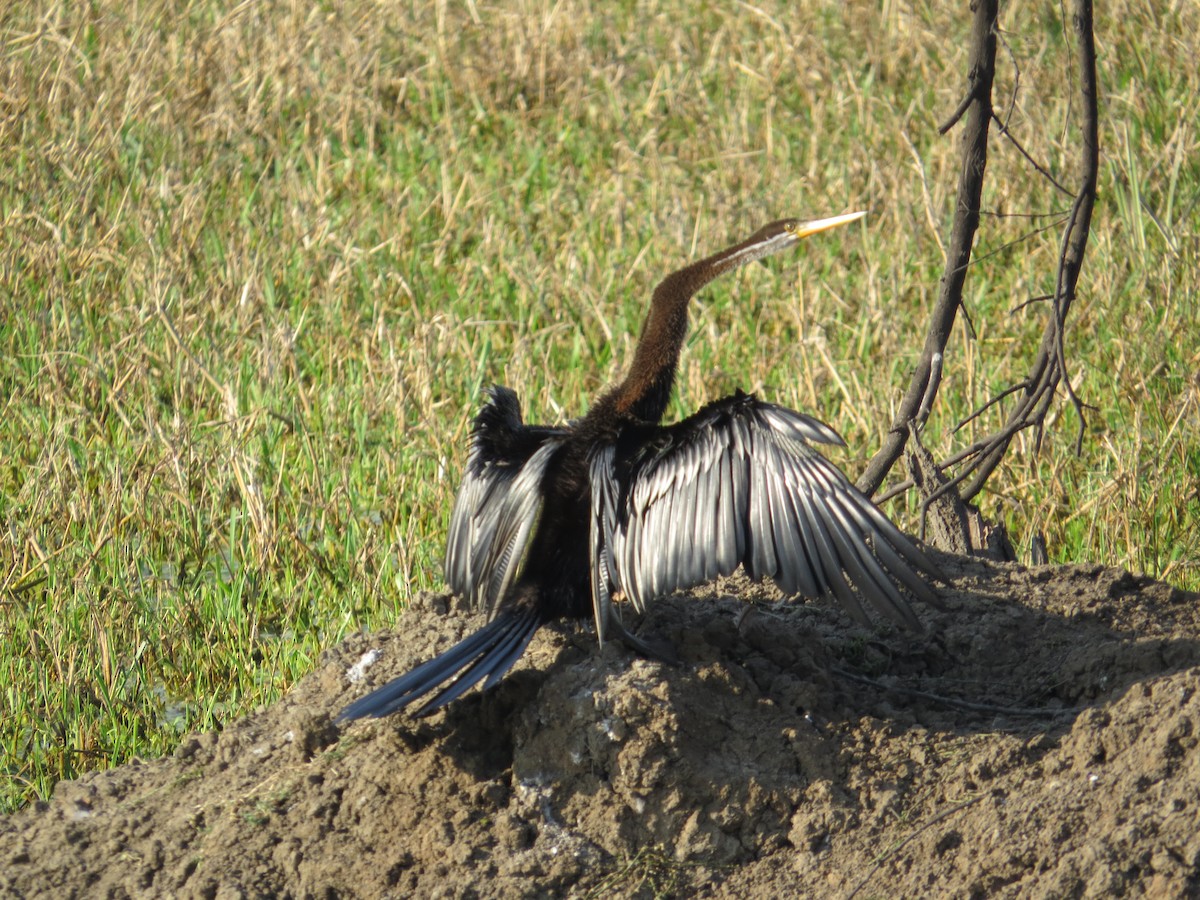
589 445 620 644
444 389 565 619
446 440 561 618
588 394 939 637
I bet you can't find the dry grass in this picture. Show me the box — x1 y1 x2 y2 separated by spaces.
1 0 1196 810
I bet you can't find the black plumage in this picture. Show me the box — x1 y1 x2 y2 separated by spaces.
338 213 943 722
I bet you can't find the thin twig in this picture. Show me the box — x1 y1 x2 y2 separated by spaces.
938 89 976 135
1011 293 1053 315
995 26 1021 136
832 667 1084 718
954 380 1031 432
993 112 1074 196
846 795 985 900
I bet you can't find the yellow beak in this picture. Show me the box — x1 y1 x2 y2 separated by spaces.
787 210 867 240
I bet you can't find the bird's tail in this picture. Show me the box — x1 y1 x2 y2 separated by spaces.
337 608 544 722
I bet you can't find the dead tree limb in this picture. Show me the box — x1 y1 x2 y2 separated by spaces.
955 0 1099 502
856 0 998 497
860 0 1100 555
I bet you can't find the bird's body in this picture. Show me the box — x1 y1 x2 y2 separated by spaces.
338 213 943 722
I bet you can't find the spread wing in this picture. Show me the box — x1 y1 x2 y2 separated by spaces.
589 392 942 642
444 386 565 618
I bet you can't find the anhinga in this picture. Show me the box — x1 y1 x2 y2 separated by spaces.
339 211 943 722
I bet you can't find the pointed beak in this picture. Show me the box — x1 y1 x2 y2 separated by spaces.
788 210 867 240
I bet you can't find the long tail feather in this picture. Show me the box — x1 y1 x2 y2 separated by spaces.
337 609 543 722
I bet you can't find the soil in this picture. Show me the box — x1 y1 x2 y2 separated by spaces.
3 555 1199 898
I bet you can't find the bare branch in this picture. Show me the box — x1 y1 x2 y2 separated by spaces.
937 90 976 136
915 352 943 430
954 379 1032 431
857 0 998 496
957 0 1099 501
1011 293 1054 315
872 0 1100 523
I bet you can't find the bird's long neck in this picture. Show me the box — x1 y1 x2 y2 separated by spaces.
603 234 778 424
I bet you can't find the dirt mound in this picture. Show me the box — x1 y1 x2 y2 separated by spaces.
3 556 1199 898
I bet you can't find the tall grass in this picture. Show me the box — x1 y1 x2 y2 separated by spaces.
1 0 1196 811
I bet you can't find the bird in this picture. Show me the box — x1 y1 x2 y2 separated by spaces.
338 211 943 722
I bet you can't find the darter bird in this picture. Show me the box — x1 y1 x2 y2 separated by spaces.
338 211 943 722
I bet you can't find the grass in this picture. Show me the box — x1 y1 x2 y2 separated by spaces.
1 0 1197 812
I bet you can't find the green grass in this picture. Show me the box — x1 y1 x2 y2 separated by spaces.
1 0 1197 811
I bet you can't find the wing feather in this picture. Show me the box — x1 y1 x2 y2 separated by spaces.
747 437 778 581
766 451 804 595
588 446 618 644
444 387 565 617
772 456 823 599
588 392 941 635
713 449 734 572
